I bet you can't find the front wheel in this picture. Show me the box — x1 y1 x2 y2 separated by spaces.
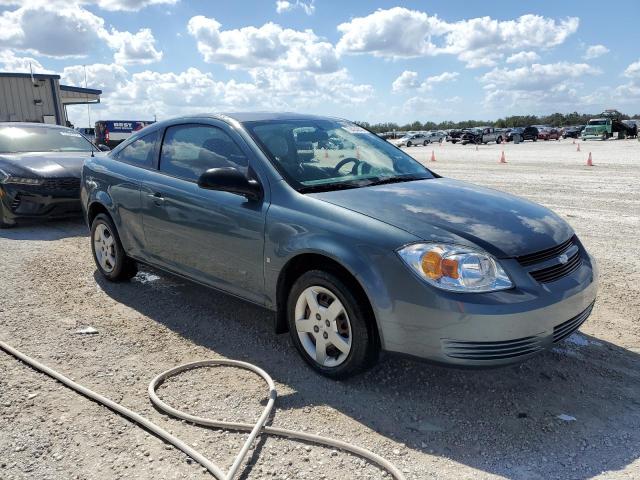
0 203 15 229
423 140 428 146
287 270 378 379
91 213 137 281
406 141 412 147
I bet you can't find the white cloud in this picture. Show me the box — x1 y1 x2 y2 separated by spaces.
61 63 129 94
337 7 447 58
392 71 420 92
392 70 458 93
275 0 315 15
583 44 609 60
425 71 459 84
623 59 640 78
0 49 53 73
506 51 541 64
61 64 374 127
108 28 163 65
0 0 179 11
0 2 163 64
481 62 599 90
336 8 579 68
187 16 338 73
480 62 601 111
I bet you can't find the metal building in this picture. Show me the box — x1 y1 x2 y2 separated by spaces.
0 72 101 126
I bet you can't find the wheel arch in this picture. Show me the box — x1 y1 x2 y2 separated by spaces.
274 252 381 349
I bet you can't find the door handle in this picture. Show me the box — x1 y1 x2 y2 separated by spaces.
148 192 165 205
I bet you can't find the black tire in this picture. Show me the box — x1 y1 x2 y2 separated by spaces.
533 137 537 142
406 141 412 147
287 270 379 379
496 136 503 144
90 213 137 281
423 140 428 146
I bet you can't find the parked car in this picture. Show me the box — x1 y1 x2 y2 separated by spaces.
0 122 99 227
446 129 464 143
537 127 560 141
82 112 598 378
505 126 538 142
393 133 429 147
425 130 447 143
459 128 482 145
562 126 584 139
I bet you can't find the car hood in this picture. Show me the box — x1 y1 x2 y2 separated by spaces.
308 178 573 258
0 151 94 178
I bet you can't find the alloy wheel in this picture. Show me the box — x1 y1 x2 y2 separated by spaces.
93 223 117 273
294 286 352 368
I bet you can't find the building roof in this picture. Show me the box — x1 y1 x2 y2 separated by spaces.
59 84 103 96
0 71 61 80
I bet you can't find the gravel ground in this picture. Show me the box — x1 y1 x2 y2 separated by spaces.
1 138 639 479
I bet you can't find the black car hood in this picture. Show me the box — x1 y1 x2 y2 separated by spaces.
309 178 573 258
0 152 94 178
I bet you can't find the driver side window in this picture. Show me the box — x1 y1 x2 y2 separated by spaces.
159 124 248 182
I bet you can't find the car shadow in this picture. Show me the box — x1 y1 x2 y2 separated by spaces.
95 266 640 480
0 218 87 241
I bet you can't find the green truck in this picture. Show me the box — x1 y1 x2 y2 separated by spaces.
582 110 637 140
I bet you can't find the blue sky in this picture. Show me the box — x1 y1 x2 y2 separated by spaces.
1 0 639 127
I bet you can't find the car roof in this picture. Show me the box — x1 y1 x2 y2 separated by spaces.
0 122 70 130
222 112 342 123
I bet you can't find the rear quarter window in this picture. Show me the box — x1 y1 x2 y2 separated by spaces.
114 131 159 167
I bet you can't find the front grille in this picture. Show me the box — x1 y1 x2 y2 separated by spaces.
41 177 80 192
442 335 544 361
517 236 575 266
529 251 582 283
553 302 595 343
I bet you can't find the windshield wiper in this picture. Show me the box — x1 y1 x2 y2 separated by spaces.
362 175 427 187
299 180 372 193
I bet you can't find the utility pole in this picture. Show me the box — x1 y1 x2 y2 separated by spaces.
84 65 91 128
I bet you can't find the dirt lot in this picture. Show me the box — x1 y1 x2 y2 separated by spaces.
1 138 639 480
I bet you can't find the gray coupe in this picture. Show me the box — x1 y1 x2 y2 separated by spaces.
81 113 598 378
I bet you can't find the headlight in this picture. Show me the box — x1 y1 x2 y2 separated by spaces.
397 243 513 293
0 174 44 185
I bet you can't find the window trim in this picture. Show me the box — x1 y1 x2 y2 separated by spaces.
156 122 250 184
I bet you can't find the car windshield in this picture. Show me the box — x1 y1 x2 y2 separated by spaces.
0 126 96 153
588 120 607 126
245 119 433 193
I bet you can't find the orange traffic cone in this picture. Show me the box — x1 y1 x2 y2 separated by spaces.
576 143 581 152
430 150 436 162
587 152 593 166
499 151 507 164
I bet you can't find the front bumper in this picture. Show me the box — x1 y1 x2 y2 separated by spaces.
374 246 598 367
0 183 81 225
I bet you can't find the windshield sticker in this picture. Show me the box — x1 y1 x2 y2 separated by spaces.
340 123 368 134
60 132 82 137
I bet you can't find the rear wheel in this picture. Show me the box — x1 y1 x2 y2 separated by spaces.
287 270 378 379
423 140 428 146
91 213 137 281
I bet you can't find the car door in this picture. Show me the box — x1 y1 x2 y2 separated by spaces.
100 129 161 258
139 121 269 304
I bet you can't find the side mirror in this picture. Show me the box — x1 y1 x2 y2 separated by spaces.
197 167 262 201
97 144 111 152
